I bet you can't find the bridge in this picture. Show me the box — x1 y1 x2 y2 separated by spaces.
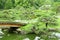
0 21 26 28
0 19 38 28
0 21 27 32
0 19 38 32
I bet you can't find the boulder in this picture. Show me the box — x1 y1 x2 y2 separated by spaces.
34 36 40 40
23 38 30 40
0 29 4 35
0 29 4 38
48 28 57 32
51 32 60 38
16 29 27 35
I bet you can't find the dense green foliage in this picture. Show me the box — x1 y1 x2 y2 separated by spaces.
0 0 60 34
0 0 60 40
0 0 59 20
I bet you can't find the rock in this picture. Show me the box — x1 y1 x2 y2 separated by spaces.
0 29 4 38
23 38 30 40
7 34 10 36
48 28 57 32
16 28 21 32
39 5 51 10
20 31 27 35
34 36 40 40
48 35 56 38
51 32 60 38
16 29 27 34
58 39 60 40
0 29 4 35
0 36 3 38
40 39 44 40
